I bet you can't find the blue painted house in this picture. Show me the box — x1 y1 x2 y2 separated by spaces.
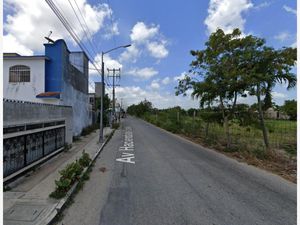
4 39 91 136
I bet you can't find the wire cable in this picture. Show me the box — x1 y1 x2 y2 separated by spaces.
67 0 99 58
46 0 102 77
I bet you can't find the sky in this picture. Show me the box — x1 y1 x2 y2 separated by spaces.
3 0 297 109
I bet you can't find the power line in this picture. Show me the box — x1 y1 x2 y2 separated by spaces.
72 0 95 44
67 0 98 58
65 0 115 90
46 0 116 92
46 0 102 80
66 0 106 79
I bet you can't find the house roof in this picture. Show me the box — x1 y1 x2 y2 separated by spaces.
3 54 50 60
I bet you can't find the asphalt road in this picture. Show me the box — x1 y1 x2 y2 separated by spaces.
100 116 296 225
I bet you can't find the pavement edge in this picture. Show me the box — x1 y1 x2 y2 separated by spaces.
41 129 116 225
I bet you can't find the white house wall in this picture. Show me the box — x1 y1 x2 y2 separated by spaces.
3 59 58 104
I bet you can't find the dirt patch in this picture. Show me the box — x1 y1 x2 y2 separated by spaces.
178 134 297 183
99 167 107 173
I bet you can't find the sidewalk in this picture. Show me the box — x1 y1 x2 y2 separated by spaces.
4 128 113 225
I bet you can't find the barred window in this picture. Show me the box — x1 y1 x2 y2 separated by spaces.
9 65 30 82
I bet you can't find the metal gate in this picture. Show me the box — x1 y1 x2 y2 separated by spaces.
3 136 25 177
26 132 44 164
3 127 65 177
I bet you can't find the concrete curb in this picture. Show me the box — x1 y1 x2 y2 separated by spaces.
41 129 115 225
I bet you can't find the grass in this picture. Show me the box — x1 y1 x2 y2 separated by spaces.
144 112 296 157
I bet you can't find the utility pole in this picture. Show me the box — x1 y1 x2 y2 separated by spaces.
120 98 123 121
99 52 104 143
107 68 121 124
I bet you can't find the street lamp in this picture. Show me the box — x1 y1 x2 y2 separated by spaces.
99 44 131 143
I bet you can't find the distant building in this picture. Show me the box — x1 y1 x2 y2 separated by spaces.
265 107 290 120
95 82 105 98
3 39 92 136
89 93 96 111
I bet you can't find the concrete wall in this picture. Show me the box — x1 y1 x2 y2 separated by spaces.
3 99 73 144
61 81 91 136
69 52 88 75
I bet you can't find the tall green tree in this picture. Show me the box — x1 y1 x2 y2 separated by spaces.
176 28 247 148
241 36 296 150
127 99 153 117
281 100 297 121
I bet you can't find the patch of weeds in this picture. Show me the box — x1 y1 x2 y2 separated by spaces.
112 123 120 129
252 147 268 160
203 137 215 146
64 144 72 152
223 146 239 153
81 124 99 136
282 144 297 156
73 136 81 142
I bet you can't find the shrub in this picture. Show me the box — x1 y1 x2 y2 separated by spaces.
112 123 120 129
79 150 92 167
81 124 98 136
49 152 92 199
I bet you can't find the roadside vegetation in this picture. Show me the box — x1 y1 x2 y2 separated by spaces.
127 28 297 182
50 151 92 199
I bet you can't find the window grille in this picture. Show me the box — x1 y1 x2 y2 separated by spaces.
9 65 30 82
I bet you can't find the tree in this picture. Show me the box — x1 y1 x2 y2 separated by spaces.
176 28 247 148
126 99 153 117
241 36 297 150
281 100 297 120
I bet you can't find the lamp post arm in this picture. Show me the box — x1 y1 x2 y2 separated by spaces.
103 44 131 55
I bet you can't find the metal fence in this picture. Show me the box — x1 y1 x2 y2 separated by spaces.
143 111 296 154
3 127 65 177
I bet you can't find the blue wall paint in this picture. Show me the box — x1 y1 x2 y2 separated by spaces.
44 39 91 135
44 40 69 92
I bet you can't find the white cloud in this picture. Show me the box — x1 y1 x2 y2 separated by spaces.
150 79 160 90
103 22 120 39
173 72 188 81
127 67 158 79
204 0 253 34
272 91 286 99
115 86 199 109
89 53 122 75
283 5 296 15
4 0 114 53
254 2 271 10
3 34 33 55
120 21 169 62
274 32 291 42
147 41 169 59
130 22 159 43
161 77 171 85
119 44 140 63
